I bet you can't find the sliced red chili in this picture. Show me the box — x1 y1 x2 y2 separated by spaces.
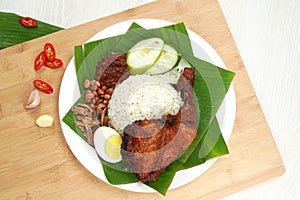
34 51 47 70
45 58 63 69
19 17 37 27
33 80 53 94
44 43 56 61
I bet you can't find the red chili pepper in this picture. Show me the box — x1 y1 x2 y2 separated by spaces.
34 51 47 70
33 80 53 94
44 43 56 61
45 58 63 69
19 17 37 27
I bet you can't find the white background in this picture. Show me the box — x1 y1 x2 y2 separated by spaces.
1 0 299 199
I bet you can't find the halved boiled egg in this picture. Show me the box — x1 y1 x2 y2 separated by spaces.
93 126 122 163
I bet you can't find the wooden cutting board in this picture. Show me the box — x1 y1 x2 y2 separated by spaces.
0 0 285 199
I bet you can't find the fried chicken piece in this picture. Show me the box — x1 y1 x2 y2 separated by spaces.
121 68 197 182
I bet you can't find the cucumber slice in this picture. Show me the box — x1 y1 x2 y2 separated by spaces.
153 57 192 84
145 44 178 75
126 38 164 74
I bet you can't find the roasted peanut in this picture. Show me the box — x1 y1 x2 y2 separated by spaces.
83 79 91 89
85 90 94 103
85 96 92 103
95 81 101 87
103 94 111 100
103 100 108 105
97 88 105 95
91 84 98 91
85 90 93 98
106 88 113 95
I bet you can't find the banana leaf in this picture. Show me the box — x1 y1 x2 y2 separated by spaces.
0 12 63 49
62 22 234 195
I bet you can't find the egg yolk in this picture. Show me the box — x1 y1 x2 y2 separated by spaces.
104 135 122 160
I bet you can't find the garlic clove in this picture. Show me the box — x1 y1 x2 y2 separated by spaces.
24 88 41 109
36 114 54 127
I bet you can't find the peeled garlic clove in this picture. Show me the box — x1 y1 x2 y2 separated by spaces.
36 114 54 127
24 88 41 109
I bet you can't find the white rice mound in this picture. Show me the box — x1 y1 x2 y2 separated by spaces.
107 74 183 133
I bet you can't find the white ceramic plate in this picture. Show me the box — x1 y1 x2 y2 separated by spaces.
58 19 236 193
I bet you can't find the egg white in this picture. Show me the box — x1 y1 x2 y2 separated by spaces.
93 126 122 163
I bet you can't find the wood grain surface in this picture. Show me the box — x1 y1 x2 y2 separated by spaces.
0 0 285 199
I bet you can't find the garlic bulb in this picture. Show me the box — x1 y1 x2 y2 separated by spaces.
24 88 41 109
